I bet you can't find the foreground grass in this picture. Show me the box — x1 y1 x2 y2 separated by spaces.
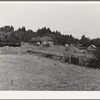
0 54 100 90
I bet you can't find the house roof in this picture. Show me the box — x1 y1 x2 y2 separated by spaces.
30 36 53 42
89 44 97 49
40 36 53 41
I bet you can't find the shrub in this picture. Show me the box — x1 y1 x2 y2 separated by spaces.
45 54 53 58
64 57 69 62
71 56 79 65
88 58 98 69
88 47 100 69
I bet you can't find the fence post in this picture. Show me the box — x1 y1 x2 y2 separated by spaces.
79 56 82 65
69 54 71 63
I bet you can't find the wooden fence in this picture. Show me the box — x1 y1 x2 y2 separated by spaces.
63 52 93 66
27 50 93 66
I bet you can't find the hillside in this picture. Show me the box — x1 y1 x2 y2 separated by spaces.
0 54 100 90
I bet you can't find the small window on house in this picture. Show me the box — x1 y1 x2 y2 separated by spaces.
37 42 40 45
43 41 46 44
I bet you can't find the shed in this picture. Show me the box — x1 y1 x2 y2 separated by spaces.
67 43 79 53
88 44 97 53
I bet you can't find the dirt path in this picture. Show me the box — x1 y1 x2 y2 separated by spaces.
0 54 100 90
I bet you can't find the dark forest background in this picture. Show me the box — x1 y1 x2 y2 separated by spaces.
0 25 100 47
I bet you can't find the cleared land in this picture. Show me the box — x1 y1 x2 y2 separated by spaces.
0 54 100 90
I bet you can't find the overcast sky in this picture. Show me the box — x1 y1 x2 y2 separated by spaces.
0 2 100 39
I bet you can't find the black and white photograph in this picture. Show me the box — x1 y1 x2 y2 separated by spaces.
0 1 100 92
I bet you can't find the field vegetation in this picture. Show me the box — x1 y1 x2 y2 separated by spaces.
0 53 100 90
0 26 100 90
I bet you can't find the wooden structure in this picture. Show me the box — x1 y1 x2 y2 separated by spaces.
40 36 53 46
67 43 79 53
30 36 53 47
29 37 41 46
87 44 97 53
63 52 93 66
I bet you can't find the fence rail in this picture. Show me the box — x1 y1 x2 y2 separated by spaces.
27 50 93 66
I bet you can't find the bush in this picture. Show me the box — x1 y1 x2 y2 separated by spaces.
64 57 69 62
45 54 53 58
88 47 100 69
88 58 99 69
71 56 79 65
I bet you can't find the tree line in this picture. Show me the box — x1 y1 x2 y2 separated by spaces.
0 25 100 48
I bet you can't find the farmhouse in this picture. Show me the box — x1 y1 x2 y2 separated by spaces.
30 36 53 46
40 36 53 46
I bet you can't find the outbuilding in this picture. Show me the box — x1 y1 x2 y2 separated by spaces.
88 44 97 53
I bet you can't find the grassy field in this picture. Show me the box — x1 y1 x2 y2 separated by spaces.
0 54 100 90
